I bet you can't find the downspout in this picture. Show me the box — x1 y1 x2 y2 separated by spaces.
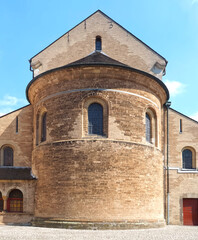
29 59 34 78
165 101 171 224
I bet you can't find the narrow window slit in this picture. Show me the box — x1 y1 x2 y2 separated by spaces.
41 112 47 142
180 119 182 133
95 36 102 51
16 116 18 133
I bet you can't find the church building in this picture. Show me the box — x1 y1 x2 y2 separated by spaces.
0 10 198 228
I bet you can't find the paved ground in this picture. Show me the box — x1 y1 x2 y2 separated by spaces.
0 225 198 240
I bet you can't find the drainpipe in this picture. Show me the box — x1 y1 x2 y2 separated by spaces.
165 101 171 224
29 59 34 78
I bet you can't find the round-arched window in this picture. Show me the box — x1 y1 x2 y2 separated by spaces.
146 113 151 143
3 146 13 166
88 103 103 135
182 149 193 169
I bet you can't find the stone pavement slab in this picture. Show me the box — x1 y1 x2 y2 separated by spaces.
0 225 198 240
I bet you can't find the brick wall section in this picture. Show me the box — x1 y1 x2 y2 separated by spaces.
31 11 166 79
167 109 198 225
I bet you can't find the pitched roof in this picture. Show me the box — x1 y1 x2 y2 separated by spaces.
65 51 129 67
26 51 170 102
29 10 167 64
0 167 36 180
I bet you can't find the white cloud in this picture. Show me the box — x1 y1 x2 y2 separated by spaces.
164 80 186 97
0 95 27 117
192 0 198 5
190 112 198 121
0 95 26 106
0 108 14 117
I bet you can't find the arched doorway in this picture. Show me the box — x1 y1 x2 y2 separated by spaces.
7 189 23 212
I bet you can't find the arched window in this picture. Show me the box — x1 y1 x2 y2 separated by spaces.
41 112 47 142
145 108 157 146
183 149 194 169
0 192 3 212
7 189 23 212
36 113 39 145
146 113 151 143
3 147 13 166
88 103 103 135
95 36 102 51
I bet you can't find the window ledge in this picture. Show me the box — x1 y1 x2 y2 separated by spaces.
83 135 107 139
178 168 198 173
168 167 198 173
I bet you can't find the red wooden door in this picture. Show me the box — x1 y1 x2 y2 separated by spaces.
183 198 198 225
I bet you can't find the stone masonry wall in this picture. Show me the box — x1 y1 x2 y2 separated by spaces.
0 180 36 223
33 140 164 222
28 66 167 150
31 11 166 79
0 105 35 224
29 65 167 224
168 109 198 225
0 105 33 167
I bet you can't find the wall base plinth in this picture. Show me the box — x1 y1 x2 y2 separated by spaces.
0 212 33 225
32 218 165 229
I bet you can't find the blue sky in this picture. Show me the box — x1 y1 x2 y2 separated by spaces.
0 0 198 120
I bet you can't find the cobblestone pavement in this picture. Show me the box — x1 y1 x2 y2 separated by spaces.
0 225 198 240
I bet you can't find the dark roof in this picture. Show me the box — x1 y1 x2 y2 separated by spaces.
26 52 170 102
0 167 36 180
66 51 129 67
29 10 167 64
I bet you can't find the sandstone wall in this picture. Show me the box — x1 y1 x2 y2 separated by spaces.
0 105 35 224
28 65 167 225
0 105 33 167
28 66 167 149
0 180 35 224
31 11 166 79
33 140 164 222
168 109 198 225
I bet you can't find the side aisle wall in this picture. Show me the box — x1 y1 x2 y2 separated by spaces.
0 105 35 224
0 105 33 167
168 109 198 225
